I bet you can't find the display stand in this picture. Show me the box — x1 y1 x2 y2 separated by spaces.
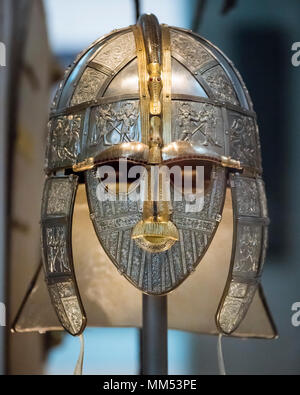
141 294 168 375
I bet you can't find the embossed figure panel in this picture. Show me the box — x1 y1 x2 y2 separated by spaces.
87 100 140 155
48 281 84 335
227 111 259 171
92 31 136 71
42 177 75 216
202 66 239 105
170 29 214 72
233 176 261 217
218 283 258 334
231 174 267 278
234 224 262 276
172 101 225 154
46 114 82 171
42 176 78 218
41 176 76 276
85 166 226 294
70 67 107 106
51 39 108 112
43 225 70 274
48 284 73 333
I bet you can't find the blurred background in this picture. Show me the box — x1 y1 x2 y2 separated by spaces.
1 0 300 374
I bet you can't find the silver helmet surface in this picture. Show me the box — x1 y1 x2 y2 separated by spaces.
42 14 269 336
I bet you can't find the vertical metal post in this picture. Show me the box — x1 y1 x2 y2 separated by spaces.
141 294 168 375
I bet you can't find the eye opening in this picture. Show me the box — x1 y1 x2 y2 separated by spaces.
96 159 146 196
166 159 213 195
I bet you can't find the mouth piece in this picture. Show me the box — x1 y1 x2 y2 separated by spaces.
132 219 179 253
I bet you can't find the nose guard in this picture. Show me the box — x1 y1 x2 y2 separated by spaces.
32 14 274 337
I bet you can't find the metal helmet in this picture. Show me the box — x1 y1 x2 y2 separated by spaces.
42 14 269 336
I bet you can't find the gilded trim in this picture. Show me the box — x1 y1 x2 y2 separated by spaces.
161 24 172 145
131 24 150 144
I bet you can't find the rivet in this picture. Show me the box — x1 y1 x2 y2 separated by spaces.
216 214 222 222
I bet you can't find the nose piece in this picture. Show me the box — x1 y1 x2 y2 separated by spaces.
132 218 179 253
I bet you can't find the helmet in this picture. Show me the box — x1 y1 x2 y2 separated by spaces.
41 14 269 336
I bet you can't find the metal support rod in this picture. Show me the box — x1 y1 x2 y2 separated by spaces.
141 294 168 375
